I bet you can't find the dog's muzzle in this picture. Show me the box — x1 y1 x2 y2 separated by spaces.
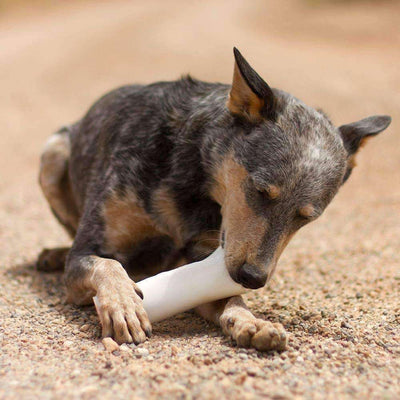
234 263 267 289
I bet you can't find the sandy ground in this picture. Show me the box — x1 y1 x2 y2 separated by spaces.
0 0 399 398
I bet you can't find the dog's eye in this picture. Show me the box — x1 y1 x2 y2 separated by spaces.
296 213 312 222
253 181 280 201
255 188 265 196
293 214 313 229
256 189 276 204
296 205 319 222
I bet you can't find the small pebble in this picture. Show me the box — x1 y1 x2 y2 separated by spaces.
102 337 119 353
79 324 91 332
135 347 149 357
341 321 352 329
246 367 259 377
119 344 131 352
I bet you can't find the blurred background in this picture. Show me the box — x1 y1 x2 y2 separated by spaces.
1 0 399 257
0 0 399 258
1 0 399 186
0 2 399 398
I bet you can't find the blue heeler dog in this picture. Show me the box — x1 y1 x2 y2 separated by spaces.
38 48 391 351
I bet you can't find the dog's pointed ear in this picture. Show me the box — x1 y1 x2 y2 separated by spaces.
339 115 391 183
339 115 391 155
227 48 277 122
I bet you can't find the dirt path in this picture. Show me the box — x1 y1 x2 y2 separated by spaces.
0 1 399 398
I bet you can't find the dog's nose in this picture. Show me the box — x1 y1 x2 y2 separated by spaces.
236 263 267 289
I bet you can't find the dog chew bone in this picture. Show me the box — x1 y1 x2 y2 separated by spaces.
93 247 247 323
138 247 247 322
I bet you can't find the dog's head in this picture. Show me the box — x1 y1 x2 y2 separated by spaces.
211 48 391 289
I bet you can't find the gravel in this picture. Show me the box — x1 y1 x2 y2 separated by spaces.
0 1 399 399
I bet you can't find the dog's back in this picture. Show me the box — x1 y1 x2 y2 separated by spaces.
68 78 228 214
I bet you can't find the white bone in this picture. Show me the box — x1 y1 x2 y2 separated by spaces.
93 247 246 323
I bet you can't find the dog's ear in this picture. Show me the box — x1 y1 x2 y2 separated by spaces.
227 48 277 123
339 115 391 183
339 115 391 155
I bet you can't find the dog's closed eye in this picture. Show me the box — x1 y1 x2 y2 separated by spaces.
265 185 281 200
253 180 281 201
297 204 318 220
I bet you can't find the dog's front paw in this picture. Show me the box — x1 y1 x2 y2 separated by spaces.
221 315 287 352
94 278 151 345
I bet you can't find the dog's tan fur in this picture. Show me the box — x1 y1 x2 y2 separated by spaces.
195 296 286 351
65 254 151 344
39 133 79 236
266 184 281 200
211 155 291 275
152 186 185 247
298 204 315 219
212 156 267 269
227 62 265 123
102 189 160 255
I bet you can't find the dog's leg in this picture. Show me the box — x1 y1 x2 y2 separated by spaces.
195 296 287 351
187 238 287 351
38 128 80 272
39 128 80 238
65 252 151 344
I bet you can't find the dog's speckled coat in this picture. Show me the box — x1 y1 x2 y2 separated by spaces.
38 48 391 350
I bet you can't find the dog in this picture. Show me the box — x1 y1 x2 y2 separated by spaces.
37 48 391 351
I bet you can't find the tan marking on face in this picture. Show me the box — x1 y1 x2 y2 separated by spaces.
210 170 227 206
267 184 281 200
266 231 296 281
152 186 184 247
299 204 315 219
102 189 160 254
211 154 267 274
227 62 264 123
211 156 300 281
